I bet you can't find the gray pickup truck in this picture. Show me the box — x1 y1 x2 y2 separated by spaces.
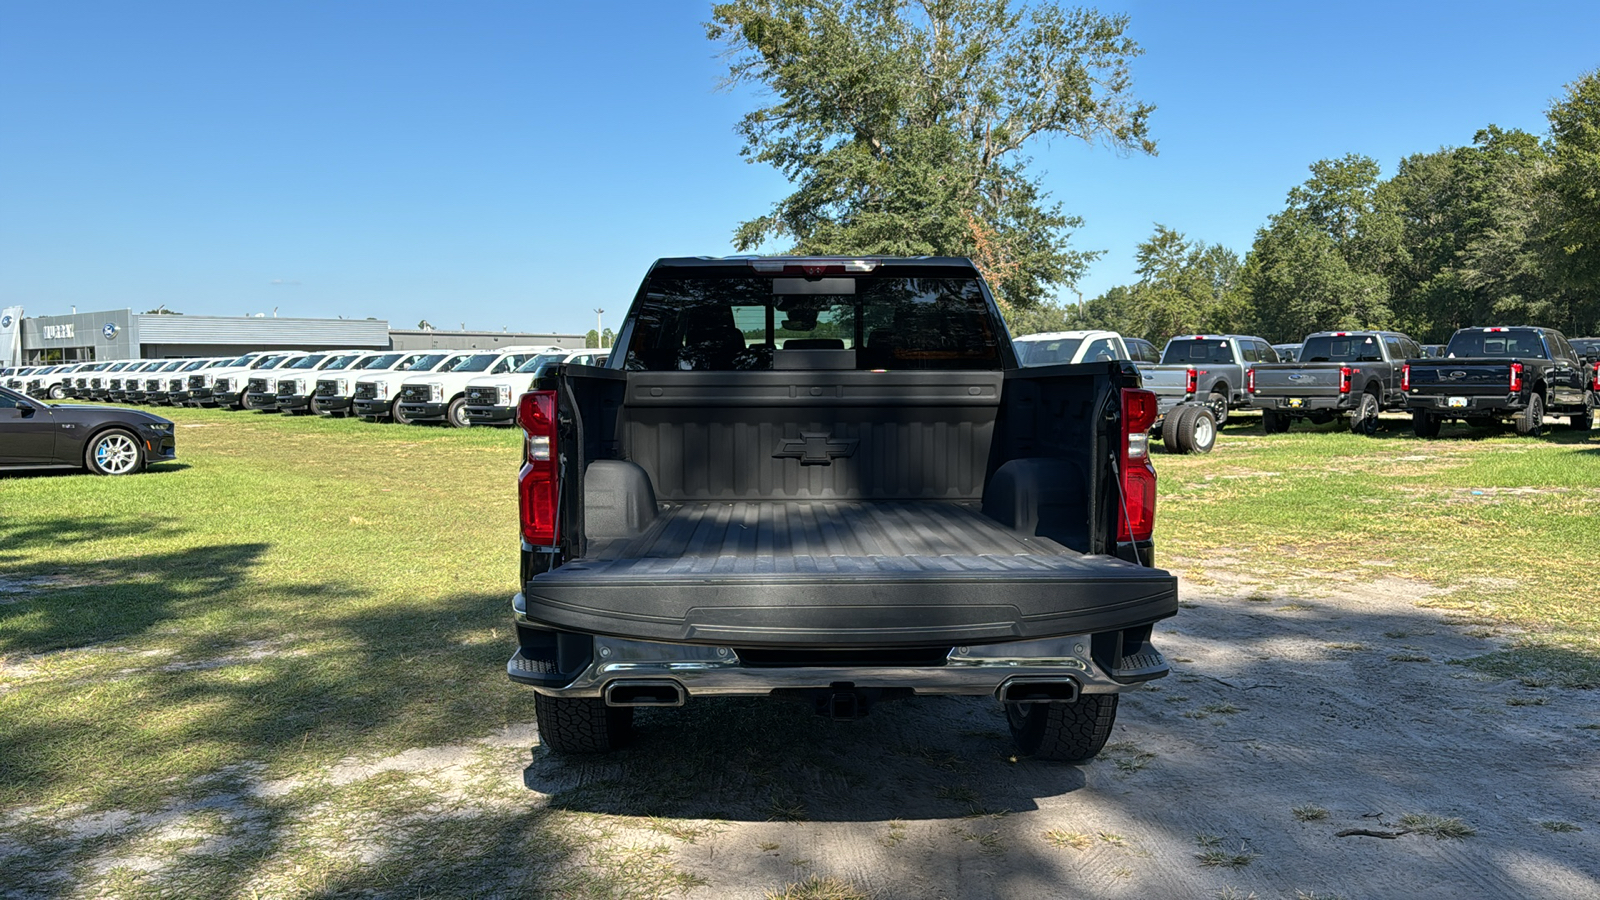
505 256 1179 762
1247 330 1422 435
1139 334 1279 453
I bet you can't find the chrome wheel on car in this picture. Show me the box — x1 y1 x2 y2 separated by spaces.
87 431 142 475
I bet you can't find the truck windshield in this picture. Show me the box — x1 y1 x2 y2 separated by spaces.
624 273 1000 371
1443 329 1548 359
286 355 328 369
515 353 568 374
445 354 499 373
321 354 364 370
1301 335 1382 362
356 353 404 370
1160 339 1234 364
405 354 458 372
1014 337 1083 366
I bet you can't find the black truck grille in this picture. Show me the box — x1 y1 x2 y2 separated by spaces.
354 382 378 400
213 378 230 392
277 381 298 396
188 375 205 389
109 379 123 389
169 379 184 390
466 386 499 405
399 384 430 403
315 380 339 397
145 379 162 390
247 378 269 394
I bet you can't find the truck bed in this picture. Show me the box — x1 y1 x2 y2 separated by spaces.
522 499 1178 647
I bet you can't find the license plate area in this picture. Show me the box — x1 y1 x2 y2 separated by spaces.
1448 396 1468 408
1287 397 1304 408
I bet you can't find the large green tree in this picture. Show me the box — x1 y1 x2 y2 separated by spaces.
1030 224 1245 345
707 0 1156 306
1544 69 1600 335
1242 154 1400 341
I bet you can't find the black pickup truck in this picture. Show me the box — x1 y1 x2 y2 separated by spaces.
1247 330 1422 435
505 256 1179 761
1405 326 1596 436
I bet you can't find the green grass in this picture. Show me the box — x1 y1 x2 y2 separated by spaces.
1156 418 1600 664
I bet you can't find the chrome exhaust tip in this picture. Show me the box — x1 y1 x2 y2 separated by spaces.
603 680 687 708
997 677 1080 705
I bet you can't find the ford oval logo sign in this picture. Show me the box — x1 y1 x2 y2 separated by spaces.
1447 370 1467 379
1287 374 1303 380
103 323 120 340
1 314 11 328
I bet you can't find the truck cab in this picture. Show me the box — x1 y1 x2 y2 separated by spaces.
1012 330 1129 366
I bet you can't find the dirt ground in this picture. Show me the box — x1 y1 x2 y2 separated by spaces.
517 573 1600 899
5 573 1597 899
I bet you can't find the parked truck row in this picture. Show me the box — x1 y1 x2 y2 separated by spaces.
4 347 610 427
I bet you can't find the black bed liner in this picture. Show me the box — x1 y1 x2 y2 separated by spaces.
521 500 1177 647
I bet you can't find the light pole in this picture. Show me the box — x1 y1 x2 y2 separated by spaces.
594 309 605 348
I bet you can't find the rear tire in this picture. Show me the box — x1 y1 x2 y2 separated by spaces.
534 694 635 754
1262 409 1291 434
1006 694 1119 762
1411 412 1441 438
1205 391 1229 425
1572 394 1594 432
1164 405 1195 454
1350 392 1381 436
1515 392 1544 436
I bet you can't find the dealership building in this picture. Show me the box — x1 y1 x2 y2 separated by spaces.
2 307 586 365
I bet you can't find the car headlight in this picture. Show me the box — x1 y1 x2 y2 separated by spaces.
376 382 390 399
141 421 173 432
288 379 302 393
429 383 444 402
497 385 512 405
336 378 348 393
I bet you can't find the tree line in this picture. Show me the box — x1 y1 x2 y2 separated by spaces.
709 2 1598 347
1019 71 1600 345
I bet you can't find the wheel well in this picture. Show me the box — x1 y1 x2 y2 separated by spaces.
1209 382 1228 398
1365 381 1381 396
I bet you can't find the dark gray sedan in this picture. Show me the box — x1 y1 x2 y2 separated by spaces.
0 386 176 475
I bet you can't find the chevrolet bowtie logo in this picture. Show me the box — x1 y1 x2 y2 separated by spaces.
773 431 858 466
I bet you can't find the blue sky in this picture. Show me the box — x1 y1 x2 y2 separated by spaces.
2 1 1596 335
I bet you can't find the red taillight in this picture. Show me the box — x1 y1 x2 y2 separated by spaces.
1117 388 1158 543
1339 366 1352 394
1401 363 1411 392
1591 361 1600 392
517 390 560 546
1246 368 1256 394
1509 362 1523 393
1185 367 1197 395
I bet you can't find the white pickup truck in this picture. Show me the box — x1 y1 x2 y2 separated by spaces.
187 352 267 407
272 351 379 415
312 351 429 417
353 351 473 423
394 346 556 427
463 348 608 425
